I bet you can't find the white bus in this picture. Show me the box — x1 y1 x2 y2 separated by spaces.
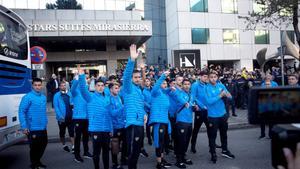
0 5 31 151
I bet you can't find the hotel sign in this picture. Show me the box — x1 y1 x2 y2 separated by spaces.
28 23 150 32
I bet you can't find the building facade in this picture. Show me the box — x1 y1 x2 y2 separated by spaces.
144 0 167 66
0 0 152 80
164 0 296 70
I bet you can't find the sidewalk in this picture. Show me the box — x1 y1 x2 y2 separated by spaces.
46 103 254 141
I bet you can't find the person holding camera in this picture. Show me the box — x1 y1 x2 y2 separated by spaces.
204 71 235 164
278 143 300 169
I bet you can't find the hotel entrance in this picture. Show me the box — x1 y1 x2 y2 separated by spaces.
47 60 107 81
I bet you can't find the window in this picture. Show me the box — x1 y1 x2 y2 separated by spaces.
190 0 208 12
281 31 295 44
222 0 238 14
83 0 95 10
0 13 28 60
116 0 126 10
95 0 105 10
106 0 116 10
255 30 269 44
223 29 239 44
191 28 209 44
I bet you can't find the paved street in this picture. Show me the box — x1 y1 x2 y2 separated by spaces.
45 103 252 140
0 128 273 169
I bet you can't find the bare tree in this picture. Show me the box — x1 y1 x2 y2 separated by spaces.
239 0 300 47
46 0 82 10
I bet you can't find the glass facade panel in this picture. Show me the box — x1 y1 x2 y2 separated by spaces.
222 0 238 14
106 0 116 10
223 29 240 44
255 30 269 44
83 0 95 10
191 28 209 44
116 0 126 10
281 31 295 44
190 0 208 12
95 0 105 10
0 0 143 10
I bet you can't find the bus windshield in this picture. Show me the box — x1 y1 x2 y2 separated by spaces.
0 12 27 60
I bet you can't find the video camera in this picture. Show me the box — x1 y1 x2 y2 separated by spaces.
248 86 300 168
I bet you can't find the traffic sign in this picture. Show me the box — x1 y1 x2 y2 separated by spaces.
30 46 47 64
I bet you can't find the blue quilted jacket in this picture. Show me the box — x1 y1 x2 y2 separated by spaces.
171 89 195 123
53 91 73 122
149 74 170 124
110 94 126 129
79 74 113 132
191 80 207 110
122 58 146 127
70 80 88 120
143 87 152 113
19 90 48 131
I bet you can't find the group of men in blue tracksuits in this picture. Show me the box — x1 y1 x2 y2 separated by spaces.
19 44 236 169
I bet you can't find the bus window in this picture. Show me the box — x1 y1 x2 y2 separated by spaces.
0 12 27 60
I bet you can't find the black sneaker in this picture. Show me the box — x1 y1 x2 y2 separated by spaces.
190 145 196 154
175 162 186 168
148 139 153 145
63 145 70 152
140 149 149 157
211 153 217 164
162 159 172 168
156 162 167 169
112 164 124 169
120 159 127 166
30 164 39 169
232 114 237 117
83 152 93 159
221 150 235 159
37 162 47 169
183 159 193 165
168 144 174 151
74 156 84 163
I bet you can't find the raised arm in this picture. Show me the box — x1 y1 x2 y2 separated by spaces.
151 72 168 97
140 63 146 88
123 44 140 94
78 74 92 103
70 79 79 97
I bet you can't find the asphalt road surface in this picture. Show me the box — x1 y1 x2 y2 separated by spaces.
0 128 273 169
